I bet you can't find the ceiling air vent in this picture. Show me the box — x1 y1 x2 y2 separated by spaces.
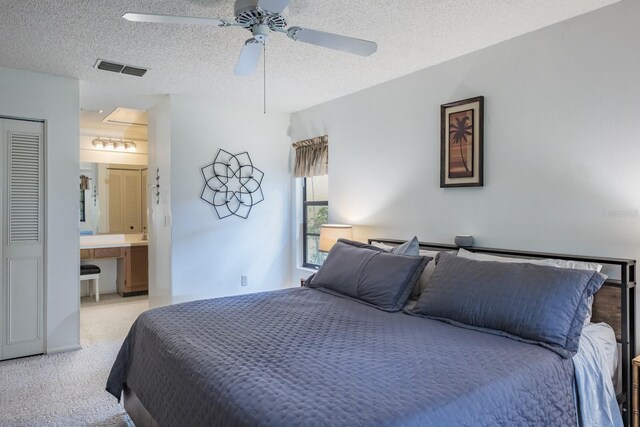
122 66 147 77
94 59 148 77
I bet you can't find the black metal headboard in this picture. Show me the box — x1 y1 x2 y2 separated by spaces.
369 238 636 426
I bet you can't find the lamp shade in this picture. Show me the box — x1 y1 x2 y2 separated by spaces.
319 224 353 252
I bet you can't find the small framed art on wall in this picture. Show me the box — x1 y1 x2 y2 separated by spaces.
440 96 484 188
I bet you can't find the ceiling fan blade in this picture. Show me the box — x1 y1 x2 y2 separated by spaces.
288 27 377 57
123 12 226 26
257 0 292 14
235 40 263 76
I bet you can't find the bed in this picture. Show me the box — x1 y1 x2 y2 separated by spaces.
107 238 636 426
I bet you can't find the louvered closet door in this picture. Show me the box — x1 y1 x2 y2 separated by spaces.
1 118 44 360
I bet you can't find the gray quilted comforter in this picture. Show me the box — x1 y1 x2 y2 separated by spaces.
107 287 576 426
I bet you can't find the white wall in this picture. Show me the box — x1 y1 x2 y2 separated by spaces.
0 67 80 353
147 95 292 304
147 97 172 307
290 0 640 281
79 134 148 165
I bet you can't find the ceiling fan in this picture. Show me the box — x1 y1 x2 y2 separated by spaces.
123 0 378 76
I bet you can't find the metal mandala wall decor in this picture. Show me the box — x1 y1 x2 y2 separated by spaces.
200 149 265 219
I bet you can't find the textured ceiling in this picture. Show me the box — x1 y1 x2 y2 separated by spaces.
0 0 620 115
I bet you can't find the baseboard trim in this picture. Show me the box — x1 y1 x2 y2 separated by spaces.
47 344 82 354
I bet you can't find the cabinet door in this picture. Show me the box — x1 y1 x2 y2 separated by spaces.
2 118 45 360
123 170 142 233
127 246 148 293
108 169 124 233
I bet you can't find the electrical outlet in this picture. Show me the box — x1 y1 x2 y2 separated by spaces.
241 275 248 287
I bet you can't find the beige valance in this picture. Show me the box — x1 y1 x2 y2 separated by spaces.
292 135 328 178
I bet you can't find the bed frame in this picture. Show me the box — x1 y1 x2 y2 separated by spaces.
123 385 158 427
370 238 636 427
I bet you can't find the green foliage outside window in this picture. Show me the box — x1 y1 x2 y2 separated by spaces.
307 206 328 234
303 176 328 268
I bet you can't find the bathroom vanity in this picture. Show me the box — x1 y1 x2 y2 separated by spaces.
80 234 148 296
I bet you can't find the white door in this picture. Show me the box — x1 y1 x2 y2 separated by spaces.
123 170 142 233
108 169 124 233
108 169 142 234
1 118 44 360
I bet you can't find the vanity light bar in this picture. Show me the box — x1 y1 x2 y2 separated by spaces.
92 137 137 152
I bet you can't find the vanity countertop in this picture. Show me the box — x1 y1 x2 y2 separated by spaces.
80 234 148 250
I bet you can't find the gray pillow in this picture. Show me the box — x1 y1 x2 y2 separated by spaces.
308 240 430 312
370 238 424 297
410 253 605 357
361 237 419 256
389 236 419 255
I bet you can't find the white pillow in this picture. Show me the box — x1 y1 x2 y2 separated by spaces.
370 241 394 251
417 250 440 298
456 248 603 323
456 248 603 272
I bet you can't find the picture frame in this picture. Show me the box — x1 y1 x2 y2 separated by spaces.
440 96 484 188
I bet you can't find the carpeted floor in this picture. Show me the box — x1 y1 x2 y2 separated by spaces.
0 294 148 426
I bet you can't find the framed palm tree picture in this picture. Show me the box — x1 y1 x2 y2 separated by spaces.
440 96 484 187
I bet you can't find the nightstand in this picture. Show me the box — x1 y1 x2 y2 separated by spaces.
633 355 640 426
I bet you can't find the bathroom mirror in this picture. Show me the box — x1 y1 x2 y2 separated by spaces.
80 162 148 235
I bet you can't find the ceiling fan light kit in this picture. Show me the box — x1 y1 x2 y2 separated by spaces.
123 0 378 77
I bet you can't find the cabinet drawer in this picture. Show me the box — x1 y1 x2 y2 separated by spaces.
80 249 91 259
93 247 123 258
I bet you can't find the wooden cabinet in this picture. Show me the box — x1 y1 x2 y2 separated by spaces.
94 247 124 258
124 246 149 295
634 355 640 426
80 245 148 297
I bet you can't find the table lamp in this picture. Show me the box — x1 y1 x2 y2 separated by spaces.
319 224 353 252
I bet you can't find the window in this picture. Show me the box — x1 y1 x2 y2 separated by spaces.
303 175 328 269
